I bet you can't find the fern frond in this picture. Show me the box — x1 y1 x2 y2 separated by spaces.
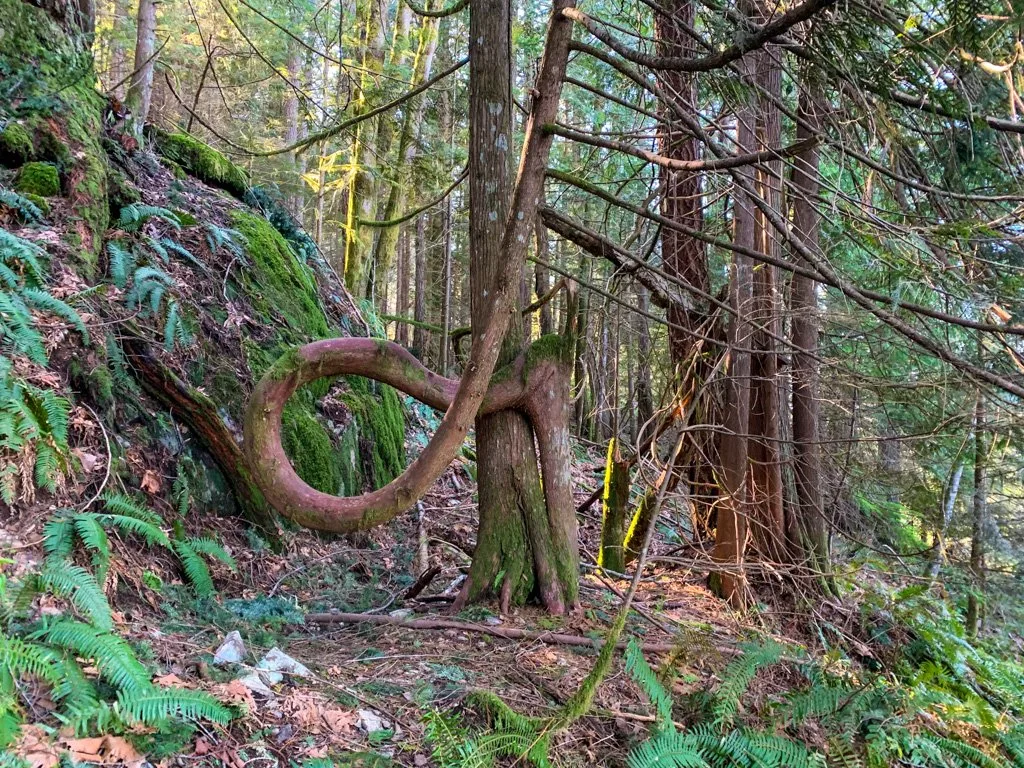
20 288 88 344
105 241 137 289
184 537 235 569
42 515 74 559
118 687 232 725
37 562 113 630
38 621 148 693
626 639 675 734
95 513 170 548
116 204 181 233
171 540 215 597
712 641 786 728
102 493 162 524
73 514 112 574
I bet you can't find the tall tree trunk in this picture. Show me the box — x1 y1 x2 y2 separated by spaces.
535 212 553 336
125 0 158 139
413 213 428 356
284 43 304 222
789 86 830 579
343 0 386 292
745 4 786 562
635 288 654 440
462 0 575 614
655 0 719 531
369 15 440 298
395 226 410 346
966 393 989 636
710 54 757 606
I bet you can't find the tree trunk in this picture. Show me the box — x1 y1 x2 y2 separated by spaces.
535 213 553 336
710 55 757 606
413 213 428 357
343 0 386 292
369 15 439 298
462 0 576 614
125 0 158 138
966 393 989 637
395 227 411 346
789 86 830 579
635 288 654 440
745 2 786 562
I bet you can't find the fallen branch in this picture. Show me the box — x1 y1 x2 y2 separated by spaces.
305 611 684 654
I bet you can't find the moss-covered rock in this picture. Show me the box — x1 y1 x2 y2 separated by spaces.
0 122 32 167
154 131 248 197
343 376 406 489
0 0 109 275
231 210 330 339
282 401 342 495
15 161 59 196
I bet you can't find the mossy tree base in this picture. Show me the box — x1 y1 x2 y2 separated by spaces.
244 334 580 613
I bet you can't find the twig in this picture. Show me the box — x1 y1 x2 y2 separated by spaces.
77 402 112 511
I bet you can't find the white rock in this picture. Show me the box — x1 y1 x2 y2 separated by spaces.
388 608 414 619
213 631 246 665
357 709 391 734
257 647 311 678
238 672 276 697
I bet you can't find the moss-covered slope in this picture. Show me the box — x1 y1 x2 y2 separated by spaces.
0 0 405 526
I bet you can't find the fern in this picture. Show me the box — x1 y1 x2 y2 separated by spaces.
35 562 113 630
171 539 215 598
106 241 137 288
37 621 149 692
116 204 181 233
102 493 162 524
20 287 88 344
119 687 232 725
183 537 235 569
711 641 786 728
626 640 675 734
0 188 43 224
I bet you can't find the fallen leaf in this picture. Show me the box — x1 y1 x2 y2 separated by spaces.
140 470 162 494
13 725 60 768
63 734 145 767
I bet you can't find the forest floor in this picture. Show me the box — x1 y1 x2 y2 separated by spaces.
3 418 822 768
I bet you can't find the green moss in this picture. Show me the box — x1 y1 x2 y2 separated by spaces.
281 401 341 495
231 210 330 339
338 420 362 496
0 122 32 167
154 131 248 197
0 0 108 275
343 377 406 489
15 161 59 196
524 334 572 380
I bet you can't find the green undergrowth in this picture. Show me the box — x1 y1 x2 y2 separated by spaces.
152 131 249 197
0 122 32 167
424 577 1024 768
0 495 236 756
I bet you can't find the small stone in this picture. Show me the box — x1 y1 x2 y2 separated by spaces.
213 631 246 665
414 755 429 767
484 616 502 626
257 647 311 678
274 724 296 745
238 672 276 697
388 608 414 619
357 709 391 734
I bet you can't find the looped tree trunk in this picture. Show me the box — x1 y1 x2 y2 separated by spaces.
243 335 579 600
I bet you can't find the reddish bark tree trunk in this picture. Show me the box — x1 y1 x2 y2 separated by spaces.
789 86 830 578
